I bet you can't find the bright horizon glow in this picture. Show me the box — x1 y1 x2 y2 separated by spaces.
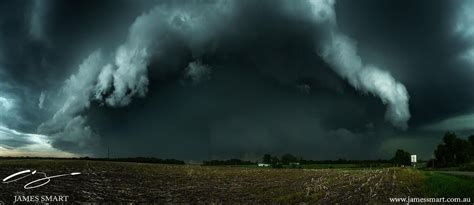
0 126 78 158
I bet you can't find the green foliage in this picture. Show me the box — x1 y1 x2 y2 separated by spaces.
422 172 474 198
281 153 297 165
271 156 280 165
434 132 472 167
469 135 474 159
262 154 272 164
271 163 283 168
392 149 411 166
468 135 474 145
203 159 255 166
459 162 474 171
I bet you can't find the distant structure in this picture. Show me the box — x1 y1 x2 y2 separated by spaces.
258 163 270 167
411 154 417 168
289 162 300 166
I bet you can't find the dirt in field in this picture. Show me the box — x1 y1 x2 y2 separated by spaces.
0 160 423 204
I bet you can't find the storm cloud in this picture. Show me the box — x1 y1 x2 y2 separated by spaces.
0 0 473 160
307 0 410 129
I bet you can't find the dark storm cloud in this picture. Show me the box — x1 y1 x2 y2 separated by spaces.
0 0 159 153
0 0 156 129
336 0 474 127
0 0 472 159
87 64 386 160
35 0 402 158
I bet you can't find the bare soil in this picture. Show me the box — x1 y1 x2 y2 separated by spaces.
0 160 423 204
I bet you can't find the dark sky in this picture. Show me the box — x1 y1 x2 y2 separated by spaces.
1 0 474 160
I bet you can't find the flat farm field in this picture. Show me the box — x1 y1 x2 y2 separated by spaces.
0 159 449 204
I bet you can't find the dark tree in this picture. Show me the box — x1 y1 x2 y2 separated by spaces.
468 135 474 145
281 154 297 165
270 156 280 165
469 135 474 158
392 149 411 166
434 132 471 167
454 137 471 165
262 154 272 164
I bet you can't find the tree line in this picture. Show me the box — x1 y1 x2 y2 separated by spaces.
392 132 474 168
202 153 392 167
202 159 255 166
429 132 474 168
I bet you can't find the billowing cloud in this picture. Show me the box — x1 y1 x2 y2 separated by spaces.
94 64 114 101
35 0 413 156
182 61 212 85
0 96 14 112
308 0 337 26
0 95 24 127
38 50 106 153
95 2 231 106
39 1 233 153
3 0 461 159
308 0 410 129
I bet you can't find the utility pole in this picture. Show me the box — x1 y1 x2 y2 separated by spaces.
107 146 110 160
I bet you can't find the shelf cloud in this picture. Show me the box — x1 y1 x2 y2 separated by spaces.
0 0 472 159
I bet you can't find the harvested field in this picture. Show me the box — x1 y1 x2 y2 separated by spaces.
0 160 424 203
